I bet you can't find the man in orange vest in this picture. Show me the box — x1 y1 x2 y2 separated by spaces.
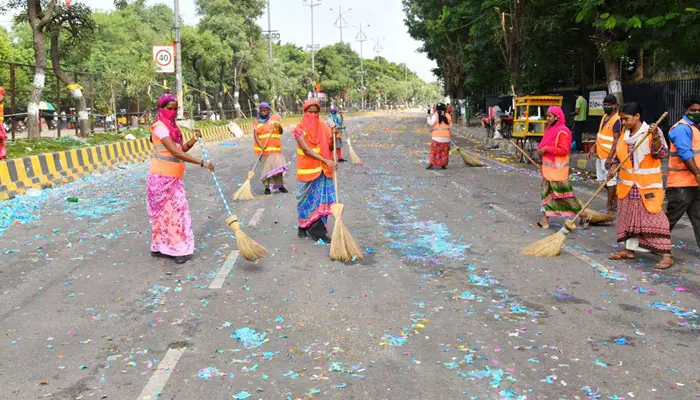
588 94 622 213
666 98 700 255
253 102 288 194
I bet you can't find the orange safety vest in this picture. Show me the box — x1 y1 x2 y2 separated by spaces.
254 115 282 155
296 122 333 182
667 118 700 188
431 113 452 138
596 113 620 159
149 121 185 179
616 132 664 214
541 130 570 181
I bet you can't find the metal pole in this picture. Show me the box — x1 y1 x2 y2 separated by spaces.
356 22 368 110
311 4 315 83
56 75 61 138
267 0 273 59
9 62 16 140
174 0 184 119
339 7 343 42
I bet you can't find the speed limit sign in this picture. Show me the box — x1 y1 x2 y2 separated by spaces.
152 45 175 74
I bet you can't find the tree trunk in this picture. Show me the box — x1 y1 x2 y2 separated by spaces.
50 32 90 137
26 0 58 139
232 63 242 119
604 55 623 104
632 47 644 81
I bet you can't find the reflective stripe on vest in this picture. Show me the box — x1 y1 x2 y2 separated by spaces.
149 121 185 179
431 113 452 138
541 130 570 181
668 119 700 187
615 134 663 213
596 114 620 159
254 118 282 155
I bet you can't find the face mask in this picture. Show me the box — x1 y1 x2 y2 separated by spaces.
160 108 177 120
687 112 700 123
603 107 614 114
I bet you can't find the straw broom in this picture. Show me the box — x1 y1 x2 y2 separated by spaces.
198 139 268 261
510 139 613 224
232 127 274 201
522 112 668 257
450 139 483 167
346 138 363 165
329 135 364 262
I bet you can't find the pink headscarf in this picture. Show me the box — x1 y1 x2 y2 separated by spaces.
538 106 571 162
157 93 183 145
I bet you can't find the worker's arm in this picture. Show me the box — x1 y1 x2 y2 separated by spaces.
160 135 214 171
294 133 337 170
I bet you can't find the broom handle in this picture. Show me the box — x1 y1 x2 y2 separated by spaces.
573 112 668 221
198 138 233 217
509 139 541 170
332 127 340 201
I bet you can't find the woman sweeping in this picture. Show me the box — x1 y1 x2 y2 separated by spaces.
608 103 673 269
294 99 338 243
253 102 288 194
535 106 590 229
147 93 214 264
426 103 452 169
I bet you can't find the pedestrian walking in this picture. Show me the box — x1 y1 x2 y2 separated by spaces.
426 103 451 170
0 86 6 160
327 107 346 162
147 93 214 265
608 102 673 270
666 98 700 258
253 102 288 195
573 90 588 152
60 110 67 129
492 102 504 139
534 106 590 229
294 99 338 243
588 94 621 213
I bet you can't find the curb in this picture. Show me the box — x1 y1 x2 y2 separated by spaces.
0 125 240 201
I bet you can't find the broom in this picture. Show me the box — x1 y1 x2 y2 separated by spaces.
329 135 364 262
522 112 668 257
449 139 483 167
232 130 274 201
198 139 268 261
510 139 612 224
346 138 363 165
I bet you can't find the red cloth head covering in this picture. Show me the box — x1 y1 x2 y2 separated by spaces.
538 106 571 162
156 93 182 145
298 99 331 158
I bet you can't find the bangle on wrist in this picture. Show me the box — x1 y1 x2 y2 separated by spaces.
200 160 204 167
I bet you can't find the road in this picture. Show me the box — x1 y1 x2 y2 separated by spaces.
0 113 698 400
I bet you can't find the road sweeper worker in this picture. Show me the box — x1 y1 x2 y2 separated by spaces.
253 102 288 195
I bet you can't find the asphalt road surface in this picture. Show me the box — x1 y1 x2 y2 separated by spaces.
1 113 698 400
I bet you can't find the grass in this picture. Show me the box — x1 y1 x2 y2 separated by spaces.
6 129 150 159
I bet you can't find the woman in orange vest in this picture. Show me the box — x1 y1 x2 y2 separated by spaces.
534 106 590 229
254 102 288 194
426 103 451 169
608 102 673 269
293 99 337 243
147 94 214 264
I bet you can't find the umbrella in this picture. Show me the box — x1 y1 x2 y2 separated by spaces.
39 101 55 111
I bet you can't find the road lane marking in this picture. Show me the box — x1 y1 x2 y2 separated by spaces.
209 250 239 289
431 170 444 177
137 347 186 400
248 208 264 226
489 204 523 222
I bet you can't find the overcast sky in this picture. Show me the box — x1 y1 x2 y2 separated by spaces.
1 0 437 82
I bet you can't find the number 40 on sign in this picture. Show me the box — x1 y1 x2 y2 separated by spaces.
152 45 175 74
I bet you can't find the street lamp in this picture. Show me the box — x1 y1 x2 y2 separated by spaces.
354 22 369 110
330 6 351 43
302 0 322 88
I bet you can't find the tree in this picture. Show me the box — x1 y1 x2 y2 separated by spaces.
47 2 94 136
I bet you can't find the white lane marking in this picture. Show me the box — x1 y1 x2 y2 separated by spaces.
209 250 239 289
489 204 523 222
137 347 186 400
248 208 264 227
432 170 444 177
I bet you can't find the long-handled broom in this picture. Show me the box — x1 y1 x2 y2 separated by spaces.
329 136 363 262
346 138 363 165
232 132 274 201
510 139 612 225
450 139 483 167
522 112 668 257
198 139 268 261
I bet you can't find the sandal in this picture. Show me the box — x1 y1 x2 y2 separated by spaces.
530 222 549 229
654 256 674 270
609 251 635 261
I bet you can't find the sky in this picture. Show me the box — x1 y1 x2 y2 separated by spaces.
1 0 437 82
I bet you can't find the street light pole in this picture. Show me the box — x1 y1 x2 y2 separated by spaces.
174 0 184 119
331 6 350 43
267 0 273 59
355 22 369 110
303 0 322 90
